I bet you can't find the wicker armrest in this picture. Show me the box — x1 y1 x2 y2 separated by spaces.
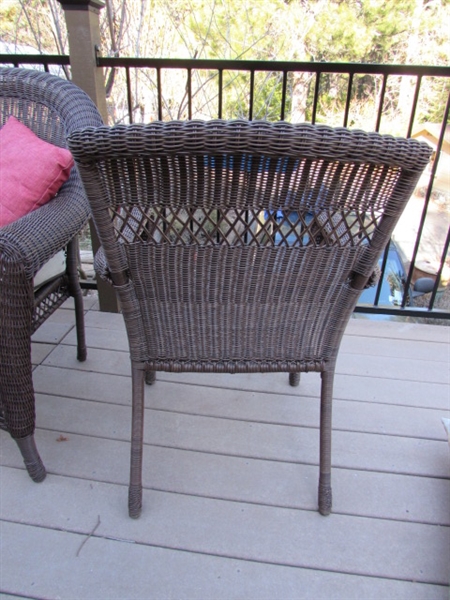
0 169 90 281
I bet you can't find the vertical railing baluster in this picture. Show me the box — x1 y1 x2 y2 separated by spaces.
311 71 321 124
343 72 353 127
249 69 255 121
126 67 133 124
157 67 162 121
407 75 422 138
375 73 388 132
280 70 288 121
218 69 223 119
187 68 192 120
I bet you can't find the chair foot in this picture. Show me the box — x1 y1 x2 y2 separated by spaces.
289 372 301 387
145 370 156 385
77 347 87 362
318 477 332 516
15 435 46 483
128 484 142 519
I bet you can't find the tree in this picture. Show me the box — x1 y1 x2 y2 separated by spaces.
1 0 448 127
303 0 450 132
0 0 67 54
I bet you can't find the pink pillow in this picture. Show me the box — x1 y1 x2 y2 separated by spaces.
0 116 74 227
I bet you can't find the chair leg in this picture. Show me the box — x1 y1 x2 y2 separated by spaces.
67 237 87 362
15 434 46 482
0 270 46 481
318 369 334 516
129 363 146 518
73 289 87 362
289 372 301 387
145 369 156 385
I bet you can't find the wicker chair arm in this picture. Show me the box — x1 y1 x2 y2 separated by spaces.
0 169 90 280
0 67 105 280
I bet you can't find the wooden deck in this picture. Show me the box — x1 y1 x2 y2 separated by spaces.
1 294 449 599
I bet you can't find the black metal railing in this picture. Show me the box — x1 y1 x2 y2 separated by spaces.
2 53 449 320
0 53 70 77
97 57 449 127
97 56 450 321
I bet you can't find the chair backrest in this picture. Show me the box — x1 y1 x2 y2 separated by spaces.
69 120 431 373
0 67 102 145
0 67 104 275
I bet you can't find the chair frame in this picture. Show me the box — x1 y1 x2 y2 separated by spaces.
68 119 432 518
0 67 103 481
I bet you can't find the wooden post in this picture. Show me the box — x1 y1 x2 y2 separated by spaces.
58 0 118 312
57 0 108 121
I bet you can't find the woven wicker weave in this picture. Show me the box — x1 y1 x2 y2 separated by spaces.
68 119 432 518
0 67 103 481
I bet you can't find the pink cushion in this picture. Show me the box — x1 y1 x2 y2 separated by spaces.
0 116 74 227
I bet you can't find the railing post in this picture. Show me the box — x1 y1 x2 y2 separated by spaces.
58 0 118 313
57 0 108 122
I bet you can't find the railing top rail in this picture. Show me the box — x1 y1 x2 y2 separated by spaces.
0 54 70 66
1 54 449 77
96 56 450 77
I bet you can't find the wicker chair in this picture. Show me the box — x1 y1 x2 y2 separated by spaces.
68 120 431 518
0 67 103 481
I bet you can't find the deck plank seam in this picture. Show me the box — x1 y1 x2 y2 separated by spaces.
1 517 448 588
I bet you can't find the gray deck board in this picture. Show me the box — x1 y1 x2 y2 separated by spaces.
1 469 449 585
1 299 449 598
2 521 447 600
2 433 449 525
32 380 448 440
28 392 450 478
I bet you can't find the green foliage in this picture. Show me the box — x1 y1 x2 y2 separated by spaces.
183 0 292 60
302 0 450 131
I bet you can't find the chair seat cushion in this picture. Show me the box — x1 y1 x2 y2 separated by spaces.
34 250 66 290
0 116 74 227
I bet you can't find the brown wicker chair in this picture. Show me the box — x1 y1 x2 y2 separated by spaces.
0 67 103 482
68 120 431 518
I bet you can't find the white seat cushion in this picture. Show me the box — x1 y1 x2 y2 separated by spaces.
34 250 66 290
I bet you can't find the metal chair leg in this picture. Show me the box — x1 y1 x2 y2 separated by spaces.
318 369 334 516
128 363 145 518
